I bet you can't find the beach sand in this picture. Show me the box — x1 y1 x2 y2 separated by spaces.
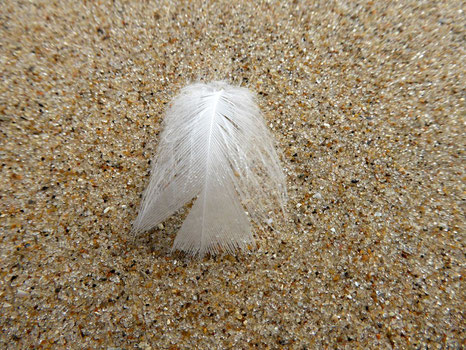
1 0 464 348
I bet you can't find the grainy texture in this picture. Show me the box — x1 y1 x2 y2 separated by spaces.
0 0 464 349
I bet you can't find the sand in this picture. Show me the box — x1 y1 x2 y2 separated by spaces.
1 0 464 348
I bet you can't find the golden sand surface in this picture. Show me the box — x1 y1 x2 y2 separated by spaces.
1 0 464 348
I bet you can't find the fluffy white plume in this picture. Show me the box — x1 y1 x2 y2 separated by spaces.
133 81 286 256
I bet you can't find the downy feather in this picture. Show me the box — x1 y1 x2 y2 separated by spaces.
133 81 286 256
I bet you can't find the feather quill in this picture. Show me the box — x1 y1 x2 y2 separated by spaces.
133 81 286 256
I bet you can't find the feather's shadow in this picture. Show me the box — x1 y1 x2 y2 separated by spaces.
132 202 193 258
131 209 262 261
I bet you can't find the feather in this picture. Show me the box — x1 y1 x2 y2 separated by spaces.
132 81 287 257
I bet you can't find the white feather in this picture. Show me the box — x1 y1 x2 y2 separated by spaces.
133 81 286 256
